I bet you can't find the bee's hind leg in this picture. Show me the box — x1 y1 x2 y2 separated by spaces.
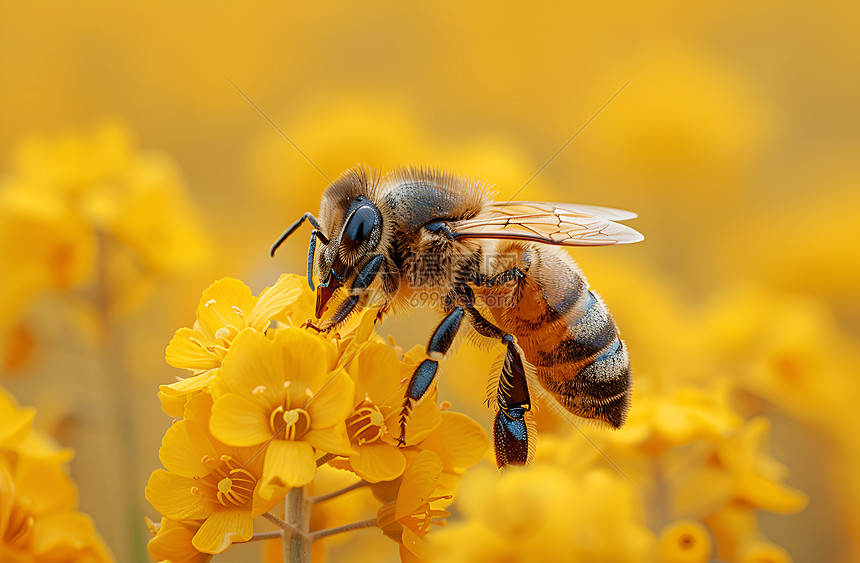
455 285 532 467
492 337 532 467
398 306 465 445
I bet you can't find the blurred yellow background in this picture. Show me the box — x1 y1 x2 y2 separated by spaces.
1 2 858 562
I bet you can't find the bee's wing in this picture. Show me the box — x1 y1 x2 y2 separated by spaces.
450 202 644 246
501 201 638 221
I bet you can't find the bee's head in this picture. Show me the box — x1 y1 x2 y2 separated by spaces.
315 167 388 318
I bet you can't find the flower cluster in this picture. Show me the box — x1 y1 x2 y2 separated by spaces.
146 275 489 560
429 374 807 563
0 122 210 370
0 385 112 561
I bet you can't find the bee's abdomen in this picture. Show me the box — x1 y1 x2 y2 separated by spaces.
528 291 632 428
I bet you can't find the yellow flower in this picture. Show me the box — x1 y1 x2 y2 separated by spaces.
208 328 354 496
146 518 212 563
612 377 743 453
335 340 443 483
0 387 35 450
165 275 305 374
716 417 807 514
0 181 94 357
377 450 450 563
145 393 281 554
738 540 791 563
159 275 304 417
0 387 112 562
658 519 713 563
429 466 657 563
11 121 210 277
0 122 212 328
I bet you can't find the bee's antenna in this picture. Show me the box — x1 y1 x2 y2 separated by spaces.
270 212 325 257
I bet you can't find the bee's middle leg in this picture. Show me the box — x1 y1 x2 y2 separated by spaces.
398 305 465 445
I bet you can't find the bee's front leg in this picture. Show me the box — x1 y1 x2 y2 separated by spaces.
398 306 465 445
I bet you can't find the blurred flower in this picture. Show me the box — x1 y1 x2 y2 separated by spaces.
0 386 112 562
429 465 656 563
145 393 282 554
658 519 713 563
208 328 355 496
716 417 807 515
0 122 212 372
613 377 743 453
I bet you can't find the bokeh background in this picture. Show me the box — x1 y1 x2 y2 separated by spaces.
1 2 858 562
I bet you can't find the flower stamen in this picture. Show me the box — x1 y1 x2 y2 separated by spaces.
346 403 386 445
269 406 311 440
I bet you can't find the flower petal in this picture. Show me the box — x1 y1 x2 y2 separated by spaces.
0 387 36 447
307 372 355 429
159 418 217 477
210 393 271 447
349 443 406 483
396 450 443 520
145 470 212 521
274 329 332 392
192 508 253 554
261 440 315 496
219 329 283 407
304 425 355 456
165 327 220 372
246 274 305 330
158 369 221 418
418 411 490 471
148 521 205 562
195 278 256 338
353 342 401 405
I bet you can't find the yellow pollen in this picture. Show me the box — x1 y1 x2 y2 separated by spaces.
217 477 233 494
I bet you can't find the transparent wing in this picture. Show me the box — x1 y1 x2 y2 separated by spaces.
451 201 644 246
499 201 638 221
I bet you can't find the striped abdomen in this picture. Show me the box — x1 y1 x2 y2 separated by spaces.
484 242 632 428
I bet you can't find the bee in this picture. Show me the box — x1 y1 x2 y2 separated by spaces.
271 165 643 467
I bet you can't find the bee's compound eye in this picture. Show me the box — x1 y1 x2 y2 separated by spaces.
343 205 378 246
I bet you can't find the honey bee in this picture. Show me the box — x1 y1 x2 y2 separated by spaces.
271 165 643 467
